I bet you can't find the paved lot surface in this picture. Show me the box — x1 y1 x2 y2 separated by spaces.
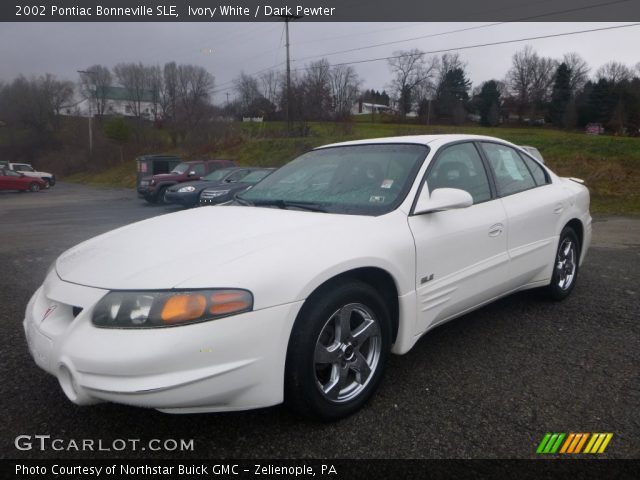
1 183 638 459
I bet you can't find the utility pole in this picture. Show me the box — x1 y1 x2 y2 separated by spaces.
225 92 230 105
77 70 96 158
274 14 302 135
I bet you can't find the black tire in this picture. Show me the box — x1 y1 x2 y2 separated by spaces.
29 182 40 192
544 226 580 301
47 177 56 187
157 186 170 205
285 280 391 421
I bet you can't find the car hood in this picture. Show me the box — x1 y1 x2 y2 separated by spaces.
168 180 221 191
55 206 375 290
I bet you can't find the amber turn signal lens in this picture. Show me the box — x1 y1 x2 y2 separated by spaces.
161 294 206 324
209 291 252 316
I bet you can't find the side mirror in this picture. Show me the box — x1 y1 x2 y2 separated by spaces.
188 170 196 177
414 187 473 215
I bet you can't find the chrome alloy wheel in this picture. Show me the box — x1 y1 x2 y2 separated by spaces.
314 303 381 403
556 238 577 290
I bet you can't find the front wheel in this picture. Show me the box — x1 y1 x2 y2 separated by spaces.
285 280 391 420
157 186 170 205
544 226 580 301
29 182 41 192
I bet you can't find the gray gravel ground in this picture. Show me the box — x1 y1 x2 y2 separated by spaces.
1 183 638 459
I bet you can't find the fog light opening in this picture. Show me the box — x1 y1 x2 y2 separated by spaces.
57 364 100 406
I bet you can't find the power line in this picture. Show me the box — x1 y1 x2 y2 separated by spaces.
300 22 640 71
212 22 640 96
295 0 634 63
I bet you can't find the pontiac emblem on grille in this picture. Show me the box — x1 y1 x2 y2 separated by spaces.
42 305 57 321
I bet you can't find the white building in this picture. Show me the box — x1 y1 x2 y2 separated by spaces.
62 86 159 120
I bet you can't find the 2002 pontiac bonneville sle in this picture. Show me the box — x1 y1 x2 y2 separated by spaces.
24 135 591 420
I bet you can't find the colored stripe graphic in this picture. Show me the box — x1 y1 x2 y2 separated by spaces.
538 433 613 454
536 433 565 454
584 433 614 453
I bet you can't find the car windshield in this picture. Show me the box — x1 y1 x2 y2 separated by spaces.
170 163 190 174
242 170 272 184
203 168 234 181
16 165 34 172
239 144 429 215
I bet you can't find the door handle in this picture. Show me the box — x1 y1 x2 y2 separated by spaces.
488 223 504 237
553 203 564 215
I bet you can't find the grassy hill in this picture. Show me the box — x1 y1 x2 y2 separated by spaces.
66 121 640 215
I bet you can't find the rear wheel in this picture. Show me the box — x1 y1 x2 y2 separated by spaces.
285 280 391 420
29 182 40 192
544 226 580 301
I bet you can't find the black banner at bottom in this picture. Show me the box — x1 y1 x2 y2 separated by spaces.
4 459 640 479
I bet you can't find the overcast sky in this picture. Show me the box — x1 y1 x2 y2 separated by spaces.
1 22 639 102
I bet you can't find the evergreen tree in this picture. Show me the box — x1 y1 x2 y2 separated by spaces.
477 80 501 126
550 63 572 127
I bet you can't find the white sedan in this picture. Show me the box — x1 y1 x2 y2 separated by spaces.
24 135 591 420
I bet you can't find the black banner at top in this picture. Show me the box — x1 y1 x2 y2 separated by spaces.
3 0 640 22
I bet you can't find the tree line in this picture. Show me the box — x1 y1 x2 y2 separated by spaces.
1 45 640 156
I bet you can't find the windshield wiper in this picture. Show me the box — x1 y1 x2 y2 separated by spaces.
251 199 327 213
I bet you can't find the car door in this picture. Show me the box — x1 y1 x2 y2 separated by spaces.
479 142 566 288
408 141 510 334
1 169 23 189
0 170 11 189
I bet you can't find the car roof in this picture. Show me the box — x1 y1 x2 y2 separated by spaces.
318 134 515 149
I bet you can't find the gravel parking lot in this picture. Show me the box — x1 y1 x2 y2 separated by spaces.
1 183 638 459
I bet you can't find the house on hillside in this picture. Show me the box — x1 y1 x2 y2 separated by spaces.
351 101 393 116
61 86 159 120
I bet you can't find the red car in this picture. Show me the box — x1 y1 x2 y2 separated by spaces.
0 168 47 192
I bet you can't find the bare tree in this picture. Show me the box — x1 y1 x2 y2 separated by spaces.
161 62 178 121
329 64 360 119
595 61 633 84
506 46 556 118
259 70 280 106
0 74 73 136
302 59 332 120
175 64 215 130
113 62 149 118
78 65 112 117
387 49 437 118
234 72 262 115
41 74 74 117
562 52 590 93
145 65 163 120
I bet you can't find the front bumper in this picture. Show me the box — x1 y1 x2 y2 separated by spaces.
24 274 302 413
137 188 155 200
164 190 199 207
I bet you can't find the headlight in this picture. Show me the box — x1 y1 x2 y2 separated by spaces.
203 189 230 198
178 185 196 193
92 289 253 328
150 179 156 186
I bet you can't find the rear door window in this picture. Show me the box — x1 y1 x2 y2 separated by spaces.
481 143 537 197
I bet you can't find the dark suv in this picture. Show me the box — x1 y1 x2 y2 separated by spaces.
138 159 235 203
